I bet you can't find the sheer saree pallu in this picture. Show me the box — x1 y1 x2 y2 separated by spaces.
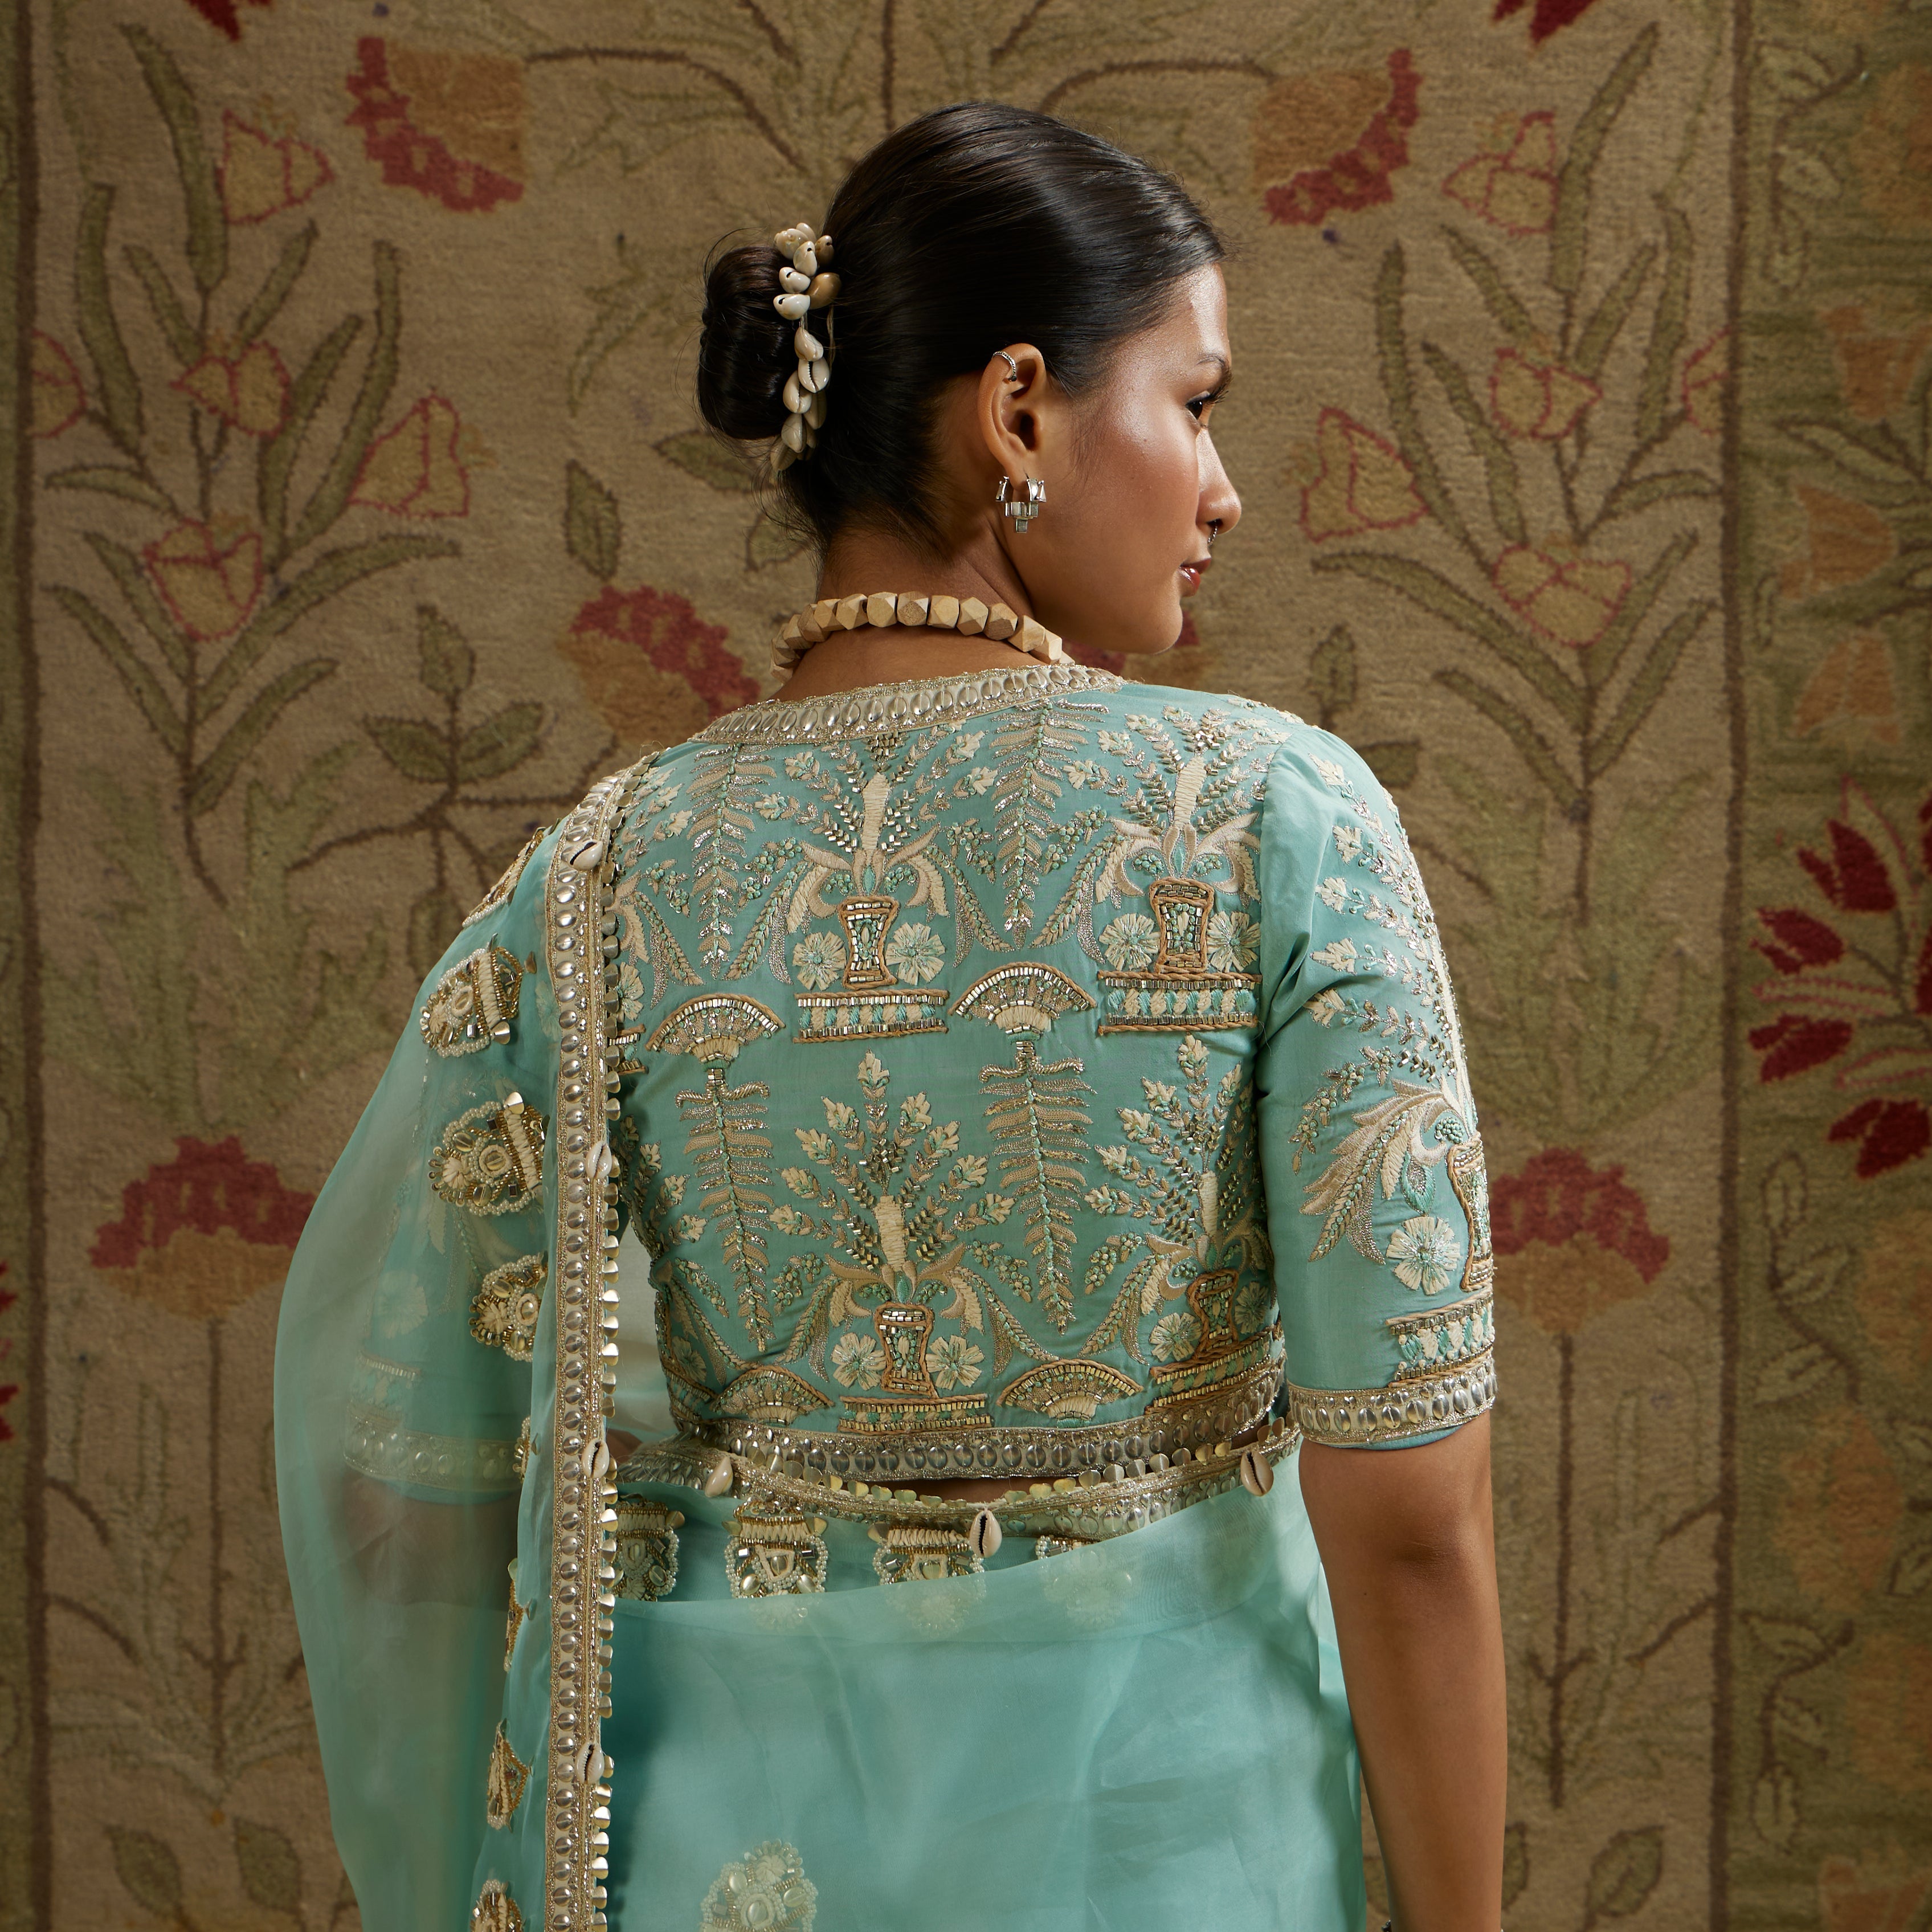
277 774 633 1932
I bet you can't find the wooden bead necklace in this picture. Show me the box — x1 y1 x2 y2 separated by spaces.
773 591 1066 674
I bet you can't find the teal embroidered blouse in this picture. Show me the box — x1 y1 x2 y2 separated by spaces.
469 661 1494 1461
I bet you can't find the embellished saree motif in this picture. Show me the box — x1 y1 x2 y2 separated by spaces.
470 1254 546 1361
610 1497 683 1601
485 1723 529 1828
698 1841 817 1932
429 1095 545 1215
421 942 524 1055
724 1505 830 1598
469 1879 522 1932
869 1521 983 1584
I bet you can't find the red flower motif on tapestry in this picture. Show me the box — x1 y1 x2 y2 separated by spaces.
345 38 526 214
1751 779 1932 1178
1253 49 1422 228
91 1138 315 1321
1489 1148 1668 1336
182 0 269 42
1489 349 1600 441
173 341 289 437
1491 1149 1670 1280
1493 544 1629 648
559 585 760 746
1491 0 1609 43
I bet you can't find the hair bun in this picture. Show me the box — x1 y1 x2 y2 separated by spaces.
696 242 793 442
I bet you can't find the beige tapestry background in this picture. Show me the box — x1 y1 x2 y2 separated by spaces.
2 0 1929 1926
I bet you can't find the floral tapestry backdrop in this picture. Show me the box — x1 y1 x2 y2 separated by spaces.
1 0 1926 1927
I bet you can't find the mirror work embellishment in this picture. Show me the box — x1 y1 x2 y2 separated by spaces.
724 1505 829 1598
430 1094 546 1214
869 1521 983 1584
611 1497 684 1600
485 1723 530 1828
470 1880 522 1932
422 942 524 1055
471 1254 547 1361
699 1840 818 1932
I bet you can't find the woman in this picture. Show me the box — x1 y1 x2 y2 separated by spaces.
277 101 1505 1932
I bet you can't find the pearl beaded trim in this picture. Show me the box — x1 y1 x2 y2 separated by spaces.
772 591 1067 675
769 221 839 475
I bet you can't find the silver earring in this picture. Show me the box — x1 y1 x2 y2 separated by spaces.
996 473 1045 533
994 349 1019 381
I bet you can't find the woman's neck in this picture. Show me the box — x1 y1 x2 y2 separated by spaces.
777 519 1039 699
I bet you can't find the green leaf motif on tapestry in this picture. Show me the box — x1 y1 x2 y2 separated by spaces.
656 428 757 495
188 660 337 817
44 464 174 513
1572 241 1655 381
50 586 185 754
1550 26 1657 299
747 512 810 570
121 23 225 296
232 1818 303 1914
1359 741 1420 790
1374 244 1473 555
417 604 475 697
236 221 318 345
1420 340 1525 547
571 240 682 409
1753 1341 1837 1405
459 703 545 782
76 182 142 450
1441 227 1539 349
1778 418 1921 490
566 459 623 580
123 243 199 365
364 716 451 784
1580 1825 1663 1927
85 530 190 678
565 78 753 178
1890 1535 1932 1599
1636 202 1688 443
286 241 403 557
262 314 362 564
1307 624 1357 723
108 1827 183 1918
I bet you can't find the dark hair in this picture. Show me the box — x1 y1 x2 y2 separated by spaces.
695 101 1225 557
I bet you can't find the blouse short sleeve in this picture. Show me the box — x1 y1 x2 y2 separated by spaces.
1253 730 1496 1448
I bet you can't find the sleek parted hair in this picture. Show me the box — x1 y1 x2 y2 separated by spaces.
695 101 1225 558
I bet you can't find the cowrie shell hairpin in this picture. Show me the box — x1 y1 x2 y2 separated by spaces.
770 221 838 475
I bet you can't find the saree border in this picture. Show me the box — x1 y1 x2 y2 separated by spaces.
542 757 650 1932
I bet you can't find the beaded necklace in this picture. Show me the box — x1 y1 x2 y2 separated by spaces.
772 591 1064 674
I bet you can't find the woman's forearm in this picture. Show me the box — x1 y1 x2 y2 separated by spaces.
1300 1415 1507 1932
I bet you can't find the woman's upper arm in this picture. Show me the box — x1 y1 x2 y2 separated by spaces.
1252 733 1497 1451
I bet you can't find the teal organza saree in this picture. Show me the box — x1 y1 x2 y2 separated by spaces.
277 664 1493 1931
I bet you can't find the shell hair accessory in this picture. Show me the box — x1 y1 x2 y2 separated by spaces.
769 221 838 475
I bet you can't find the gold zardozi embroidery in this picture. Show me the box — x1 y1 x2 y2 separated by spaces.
485 1722 530 1828
421 943 524 1055
1386 1289 1494 1380
1288 1350 1497 1446
463 823 549 930
471 1254 546 1361
503 1563 524 1672
429 1095 546 1215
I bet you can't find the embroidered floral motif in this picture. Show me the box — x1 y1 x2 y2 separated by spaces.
485 1722 529 1828
1083 1034 1273 1386
926 1334 985 1388
770 1051 1012 1425
420 943 522 1055
699 1841 818 1932
611 1496 683 1600
469 1253 546 1359
831 1331 883 1387
979 1039 1093 1330
429 1095 545 1214
1386 1214 1464 1294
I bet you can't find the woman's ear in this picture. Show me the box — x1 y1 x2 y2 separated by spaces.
977 343 1063 476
